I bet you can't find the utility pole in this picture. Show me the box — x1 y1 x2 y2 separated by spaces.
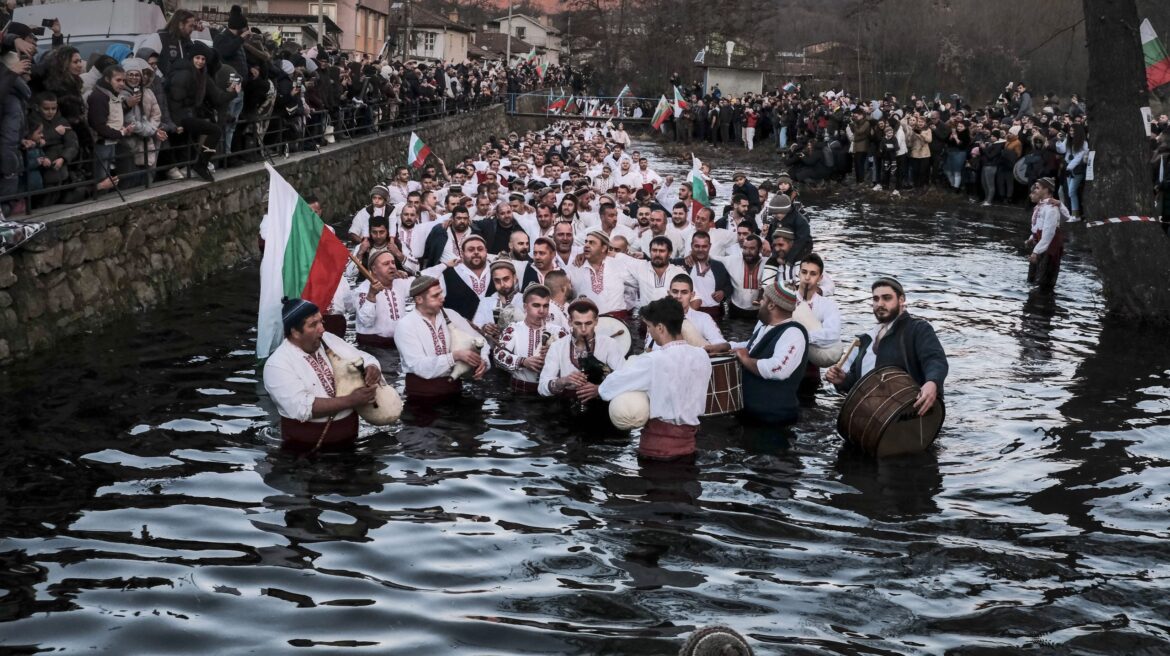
317 0 324 51
566 14 570 68
505 0 513 66
405 0 413 60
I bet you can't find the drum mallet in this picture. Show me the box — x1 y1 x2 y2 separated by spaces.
835 338 861 369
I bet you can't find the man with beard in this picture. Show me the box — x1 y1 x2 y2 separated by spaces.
625 236 687 305
543 269 573 329
718 194 756 231
568 231 634 319
763 193 812 261
530 237 560 284
473 259 523 339
422 234 492 322
476 200 527 254
593 203 638 247
527 202 558 242
493 285 570 394
421 205 474 268
636 208 685 256
826 277 947 417
354 251 412 349
360 215 393 269
676 231 733 321
264 297 381 452
390 204 423 274
730 279 809 427
396 276 488 402
692 207 737 258
720 234 765 319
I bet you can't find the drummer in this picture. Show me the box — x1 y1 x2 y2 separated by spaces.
825 277 948 416
730 279 808 426
263 297 381 452
598 297 711 461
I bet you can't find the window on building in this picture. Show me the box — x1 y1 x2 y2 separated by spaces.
281 29 300 44
309 3 337 21
423 32 436 54
515 26 525 40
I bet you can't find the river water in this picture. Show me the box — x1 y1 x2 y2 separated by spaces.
1 140 1168 655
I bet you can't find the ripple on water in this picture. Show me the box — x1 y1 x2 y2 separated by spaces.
0 141 1167 654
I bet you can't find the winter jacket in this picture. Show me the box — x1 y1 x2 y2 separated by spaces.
849 118 871 153
908 125 932 159
86 80 124 144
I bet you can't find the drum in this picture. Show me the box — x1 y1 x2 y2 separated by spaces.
837 366 945 457
702 355 743 416
597 316 632 356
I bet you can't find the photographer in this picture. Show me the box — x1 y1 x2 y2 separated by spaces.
213 5 250 154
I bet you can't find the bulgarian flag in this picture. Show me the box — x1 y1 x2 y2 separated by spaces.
1141 19 1170 95
257 164 350 361
616 84 630 103
408 132 431 168
546 93 567 112
688 154 710 216
783 81 799 93
525 46 538 64
673 86 689 114
651 94 673 129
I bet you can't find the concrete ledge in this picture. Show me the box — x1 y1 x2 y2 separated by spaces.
0 105 510 364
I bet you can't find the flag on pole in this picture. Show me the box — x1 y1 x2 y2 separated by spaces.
673 86 689 114
651 95 673 129
525 46 538 64
546 93 567 112
783 81 799 93
535 61 546 78
688 155 710 216
257 164 351 362
616 84 631 102
565 95 576 114
408 132 431 168
694 48 705 64
1141 18 1170 95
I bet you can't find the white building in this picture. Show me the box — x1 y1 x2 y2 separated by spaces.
391 6 473 64
487 13 560 65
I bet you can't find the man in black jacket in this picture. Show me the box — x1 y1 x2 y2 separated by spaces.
826 277 947 417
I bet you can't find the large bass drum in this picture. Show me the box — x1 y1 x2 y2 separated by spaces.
702 355 743 417
837 367 944 457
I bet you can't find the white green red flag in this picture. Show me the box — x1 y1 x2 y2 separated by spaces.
688 154 710 216
783 81 799 93
525 46 538 64
408 132 430 168
1141 19 1170 95
651 95 673 129
257 164 350 361
673 86 689 114
546 93 567 112
616 84 630 102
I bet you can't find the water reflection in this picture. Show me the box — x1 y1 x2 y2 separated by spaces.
0 142 1167 654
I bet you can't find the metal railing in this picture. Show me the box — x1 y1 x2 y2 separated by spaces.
1 93 505 220
507 89 661 121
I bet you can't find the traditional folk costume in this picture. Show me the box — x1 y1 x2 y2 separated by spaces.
263 299 378 452
796 290 842 398
721 253 764 318
1028 193 1065 290
354 275 411 349
599 340 711 460
731 281 808 426
568 243 635 319
495 319 570 393
396 277 488 400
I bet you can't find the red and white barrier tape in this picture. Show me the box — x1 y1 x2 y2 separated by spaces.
1084 215 1161 228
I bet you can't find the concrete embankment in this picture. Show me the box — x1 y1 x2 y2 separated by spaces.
0 106 509 365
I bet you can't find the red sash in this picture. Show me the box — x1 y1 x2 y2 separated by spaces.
639 419 699 460
280 412 359 452
405 373 462 400
1031 227 1065 264
356 333 396 349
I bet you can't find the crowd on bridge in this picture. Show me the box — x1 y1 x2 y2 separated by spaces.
261 118 950 457
662 77 1170 221
0 6 563 221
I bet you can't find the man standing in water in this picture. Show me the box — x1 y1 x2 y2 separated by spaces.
599 297 711 460
1025 177 1065 292
826 277 948 416
263 298 381 452
730 280 808 426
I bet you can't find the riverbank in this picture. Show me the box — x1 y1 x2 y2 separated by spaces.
0 105 509 365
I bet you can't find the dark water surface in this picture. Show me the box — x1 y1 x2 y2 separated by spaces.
2 144 1168 655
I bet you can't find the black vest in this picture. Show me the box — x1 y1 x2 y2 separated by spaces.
442 267 492 322
742 321 808 424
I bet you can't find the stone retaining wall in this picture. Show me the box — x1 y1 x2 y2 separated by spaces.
0 106 509 364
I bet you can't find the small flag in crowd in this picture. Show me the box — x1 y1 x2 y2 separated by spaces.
694 48 705 64
688 155 710 215
525 46 538 64
1141 18 1170 95
546 93 567 112
673 86 689 114
257 165 350 361
782 81 799 93
616 84 631 103
408 132 431 168
651 95 673 130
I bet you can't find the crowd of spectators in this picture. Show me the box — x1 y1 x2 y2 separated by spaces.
658 80 1170 217
1 5 557 219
